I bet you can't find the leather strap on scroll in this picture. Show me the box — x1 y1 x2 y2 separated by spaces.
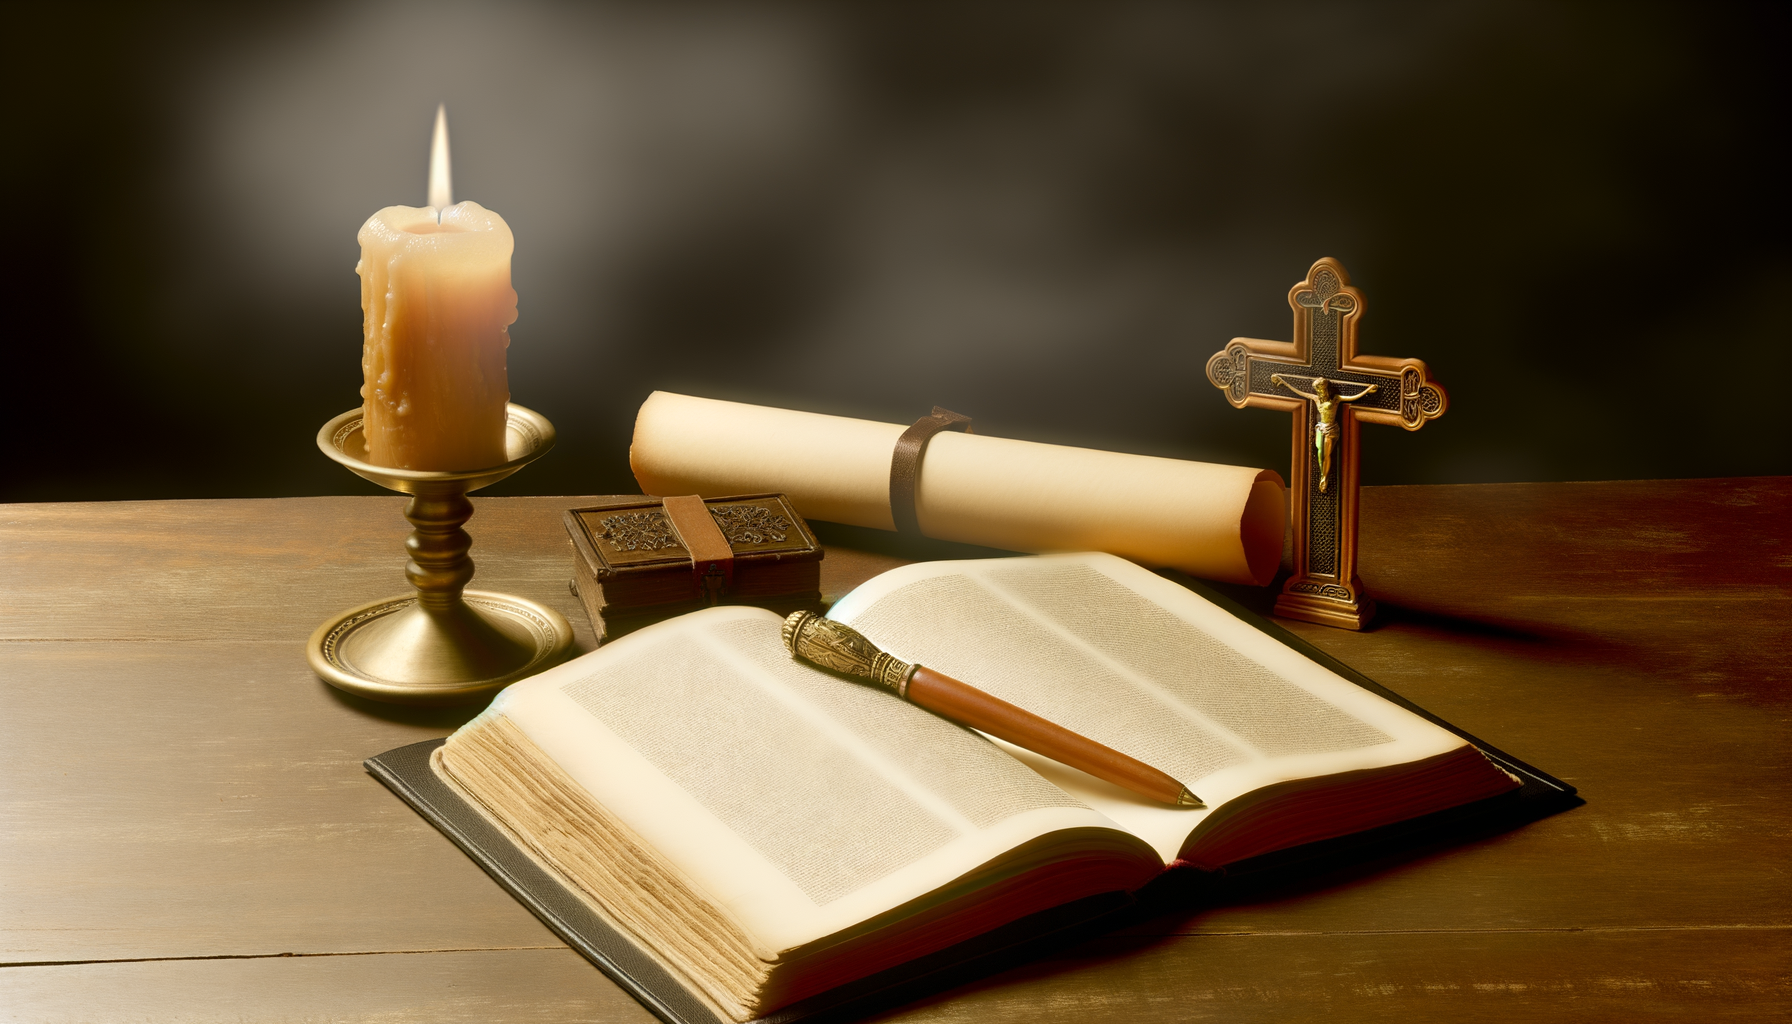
661 495 734 601
889 407 973 537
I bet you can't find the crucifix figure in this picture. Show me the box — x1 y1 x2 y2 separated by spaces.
1269 374 1378 493
1206 258 1446 629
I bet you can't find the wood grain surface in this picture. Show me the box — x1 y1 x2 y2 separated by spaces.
2 481 1787 1020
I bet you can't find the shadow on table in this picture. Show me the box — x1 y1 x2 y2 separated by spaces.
1202 573 1644 671
316 677 488 729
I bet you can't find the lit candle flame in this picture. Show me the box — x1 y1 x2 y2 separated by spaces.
427 104 452 213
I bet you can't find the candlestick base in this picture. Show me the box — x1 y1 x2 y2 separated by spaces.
309 590 569 706
307 404 574 706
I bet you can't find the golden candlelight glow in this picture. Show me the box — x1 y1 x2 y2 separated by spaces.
427 103 452 212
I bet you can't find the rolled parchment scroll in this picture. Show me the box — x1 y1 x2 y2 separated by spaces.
630 391 1287 585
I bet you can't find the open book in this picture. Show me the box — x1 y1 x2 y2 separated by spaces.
416 553 1527 1022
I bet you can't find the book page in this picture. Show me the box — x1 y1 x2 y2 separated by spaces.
475 605 1151 955
828 553 1475 861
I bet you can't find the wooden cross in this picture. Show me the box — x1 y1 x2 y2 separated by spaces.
1205 258 1447 629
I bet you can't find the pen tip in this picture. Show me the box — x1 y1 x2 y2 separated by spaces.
1177 788 1206 809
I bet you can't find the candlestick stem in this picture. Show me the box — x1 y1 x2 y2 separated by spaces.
405 492 476 611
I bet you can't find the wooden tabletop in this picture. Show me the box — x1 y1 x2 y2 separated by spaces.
3 479 1788 1021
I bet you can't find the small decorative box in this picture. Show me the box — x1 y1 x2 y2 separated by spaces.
564 493 824 642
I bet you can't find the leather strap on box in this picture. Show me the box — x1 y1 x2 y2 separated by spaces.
889 407 972 538
662 495 734 601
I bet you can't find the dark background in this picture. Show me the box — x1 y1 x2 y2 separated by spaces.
3 1 1784 503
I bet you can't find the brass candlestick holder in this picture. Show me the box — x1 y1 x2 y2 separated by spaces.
307 403 574 706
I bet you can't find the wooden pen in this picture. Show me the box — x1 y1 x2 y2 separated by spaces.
781 611 1203 808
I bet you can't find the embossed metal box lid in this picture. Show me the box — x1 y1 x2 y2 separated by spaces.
564 493 824 641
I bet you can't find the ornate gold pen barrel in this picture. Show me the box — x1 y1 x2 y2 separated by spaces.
782 611 1203 808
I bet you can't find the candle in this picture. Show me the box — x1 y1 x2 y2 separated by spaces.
356 106 514 471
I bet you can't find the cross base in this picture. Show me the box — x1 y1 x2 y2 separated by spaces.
1274 577 1376 630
